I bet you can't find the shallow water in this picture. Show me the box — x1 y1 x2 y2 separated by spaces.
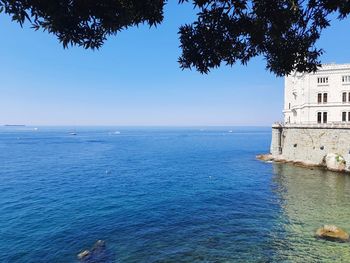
0 127 350 262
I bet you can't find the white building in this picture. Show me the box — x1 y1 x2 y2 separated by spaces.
284 63 350 125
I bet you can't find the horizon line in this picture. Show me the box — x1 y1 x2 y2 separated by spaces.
1 124 273 127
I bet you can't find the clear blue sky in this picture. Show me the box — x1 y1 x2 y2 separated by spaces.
1 3 350 126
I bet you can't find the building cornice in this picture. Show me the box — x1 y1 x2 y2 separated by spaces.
319 63 350 70
288 64 350 78
283 103 350 113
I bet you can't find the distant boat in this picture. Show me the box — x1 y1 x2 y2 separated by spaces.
228 130 233 133
69 132 77 136
114 131 121 135
4 124 26 127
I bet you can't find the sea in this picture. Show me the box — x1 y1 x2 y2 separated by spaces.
1 126 350 263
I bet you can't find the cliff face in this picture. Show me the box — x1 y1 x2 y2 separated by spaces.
270 124 350 172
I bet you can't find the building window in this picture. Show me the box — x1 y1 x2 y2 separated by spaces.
317 77 328 84
342 112 347 122
317 112 322 123
342 76 350 83
342 92 350 103
342 112 350 122
317 112 328 123
317 93 328 103
323 93 328 103
288 103 291 109
323 112 327 123
343 92 347 103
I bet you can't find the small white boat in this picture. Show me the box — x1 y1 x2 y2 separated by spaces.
69 132 77 136
228 130 233 133
114 131 121 135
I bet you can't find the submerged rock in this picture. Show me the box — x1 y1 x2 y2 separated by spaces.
256 154 274 161
316 225 349 242
324 153 346 172
92 240 106 252
77 240 112 263
77 250 91 260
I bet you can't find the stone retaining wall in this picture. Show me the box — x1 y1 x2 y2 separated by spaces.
270 124 350 171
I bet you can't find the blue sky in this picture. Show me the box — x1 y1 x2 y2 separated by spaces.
0 3 350 126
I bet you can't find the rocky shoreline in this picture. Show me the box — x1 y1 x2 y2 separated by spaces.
257 153 350 173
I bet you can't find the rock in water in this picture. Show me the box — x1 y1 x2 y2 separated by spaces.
77 250 91 260
78 240 112 262
324 153 346 172
256 154 274 161
92 240 106 252
316 225 349 242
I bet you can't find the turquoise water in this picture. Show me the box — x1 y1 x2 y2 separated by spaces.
1 127 350 262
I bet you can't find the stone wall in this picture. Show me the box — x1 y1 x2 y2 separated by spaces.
271 124 350 171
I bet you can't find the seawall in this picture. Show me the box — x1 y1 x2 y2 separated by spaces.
266 123 350 172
